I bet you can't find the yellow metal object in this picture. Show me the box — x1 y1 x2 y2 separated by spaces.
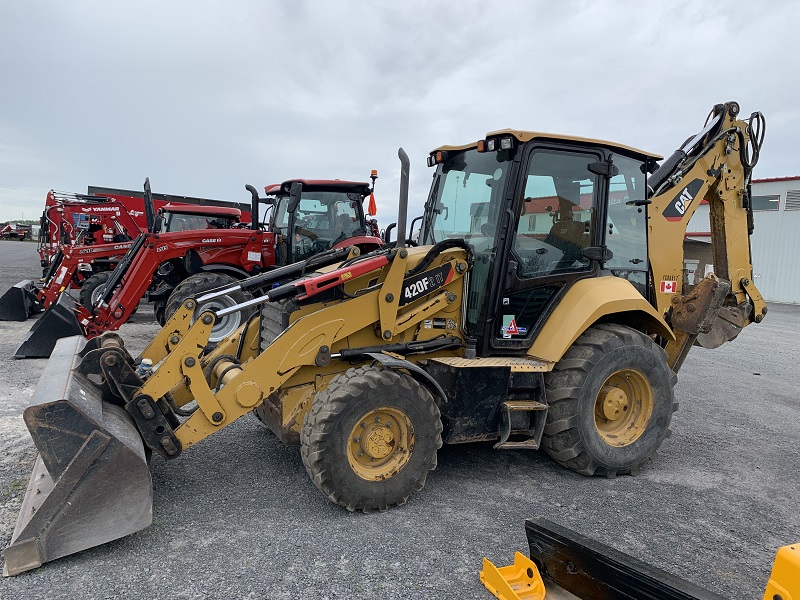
430 356 553 372
139 298 197 364
594 369 654 447
347 407 414 481
527 277 675 364
480 553 546 600
763 543 800 600
234 381 263 408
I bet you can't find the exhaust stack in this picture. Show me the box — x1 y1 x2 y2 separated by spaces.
396 147 410 249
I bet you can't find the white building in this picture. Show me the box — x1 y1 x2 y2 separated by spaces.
686 176 800 304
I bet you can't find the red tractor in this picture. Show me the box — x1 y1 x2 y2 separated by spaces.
1 223 32 240
37 187 251 270
14 177 384 358
0 182 246 323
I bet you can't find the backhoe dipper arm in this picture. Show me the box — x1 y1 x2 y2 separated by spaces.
647 101 766 370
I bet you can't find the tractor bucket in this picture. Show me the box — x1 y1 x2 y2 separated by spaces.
14 293 83 359
0 280 42 321
2 335 152 576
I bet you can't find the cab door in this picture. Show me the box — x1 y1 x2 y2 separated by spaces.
489 145 603 352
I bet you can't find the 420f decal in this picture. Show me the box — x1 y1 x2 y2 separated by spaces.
399 263 454 306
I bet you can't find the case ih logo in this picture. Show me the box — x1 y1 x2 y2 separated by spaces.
662 178 703 222
201 238 222 243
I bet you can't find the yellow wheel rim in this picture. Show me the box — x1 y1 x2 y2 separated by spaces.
593 369 654 447
347 407 415 481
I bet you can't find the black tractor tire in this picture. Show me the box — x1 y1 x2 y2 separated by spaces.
154 300 166 326
541 323 678 477
300 365 443 512
78 271 112 310
164 272 253 348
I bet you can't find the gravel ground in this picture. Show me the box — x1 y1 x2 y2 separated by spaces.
0 241 798 599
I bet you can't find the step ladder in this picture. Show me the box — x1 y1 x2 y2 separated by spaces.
494 400 548 450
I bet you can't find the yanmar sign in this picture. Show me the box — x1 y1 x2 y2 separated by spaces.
81 206 120 213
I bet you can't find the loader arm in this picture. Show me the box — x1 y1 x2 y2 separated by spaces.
646 102 766 370
134 244 468 453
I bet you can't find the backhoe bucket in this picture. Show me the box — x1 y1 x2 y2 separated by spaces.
14 293 83 359
2 335 152 576
0 280 42 321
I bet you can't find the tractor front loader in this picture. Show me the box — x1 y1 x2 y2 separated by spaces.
3 101 766 576
12 177 383 359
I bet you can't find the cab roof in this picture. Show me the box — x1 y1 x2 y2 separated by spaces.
161 204 242 218
264 179 371 196
433 129 662 161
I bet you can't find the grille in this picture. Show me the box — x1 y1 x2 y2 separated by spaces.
785 190 800 211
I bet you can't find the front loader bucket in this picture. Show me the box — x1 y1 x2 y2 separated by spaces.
0 280 42 321
14 293 83 359
2 335 152 576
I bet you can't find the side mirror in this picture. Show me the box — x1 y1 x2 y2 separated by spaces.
288 182 303 214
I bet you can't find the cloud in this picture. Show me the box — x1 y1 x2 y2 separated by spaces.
0 0 798 222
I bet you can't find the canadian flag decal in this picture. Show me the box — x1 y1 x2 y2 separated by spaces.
660 280 677 293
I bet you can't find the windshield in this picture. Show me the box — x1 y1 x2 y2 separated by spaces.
422 148 513 332
162 212 236 232
424 148 511 246
273 190 365 261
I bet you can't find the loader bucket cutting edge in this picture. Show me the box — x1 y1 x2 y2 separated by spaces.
2 335 152 577
14 293 84 359
0 280 42 321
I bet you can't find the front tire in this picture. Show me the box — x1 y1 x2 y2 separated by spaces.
541 323 678 477
300 365 443 512
164 272 253 348
78 271 112 310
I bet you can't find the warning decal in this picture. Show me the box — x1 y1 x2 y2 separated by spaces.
501 315 527 338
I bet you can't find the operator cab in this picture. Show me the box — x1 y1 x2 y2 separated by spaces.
420 130 660 356
265 179 373 263
158 204 242 233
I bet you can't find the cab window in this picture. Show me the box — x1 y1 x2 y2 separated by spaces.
514 151 596 278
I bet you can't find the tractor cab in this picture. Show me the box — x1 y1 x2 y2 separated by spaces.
420 130 660 356
158 204 242 233
264 179 379 264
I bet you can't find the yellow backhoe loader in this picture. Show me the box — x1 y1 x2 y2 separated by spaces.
3 101 766 576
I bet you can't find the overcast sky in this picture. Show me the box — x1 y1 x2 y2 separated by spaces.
1 0 798 224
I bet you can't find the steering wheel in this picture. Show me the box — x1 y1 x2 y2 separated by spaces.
311 240 329 254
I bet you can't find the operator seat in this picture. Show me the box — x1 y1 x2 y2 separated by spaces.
544 197 587 271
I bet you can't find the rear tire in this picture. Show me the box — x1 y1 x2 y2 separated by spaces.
541 323 678 477
164 272 253 348
300 365 442 512
79 271 112 310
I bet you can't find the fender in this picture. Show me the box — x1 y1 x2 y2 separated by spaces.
331 235 384 253
363 352 448 404
527 276 675 364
